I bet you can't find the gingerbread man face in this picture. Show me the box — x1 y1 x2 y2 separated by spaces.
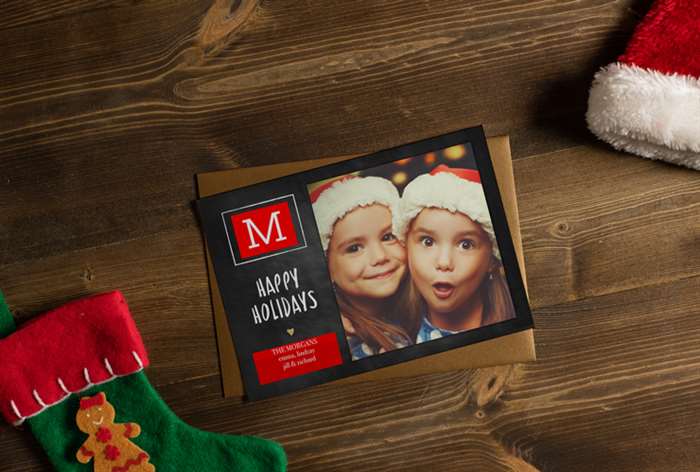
75 392 116 434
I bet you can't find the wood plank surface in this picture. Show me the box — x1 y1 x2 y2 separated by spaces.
3 0 700 471
1 0 640 265
517 145 700 307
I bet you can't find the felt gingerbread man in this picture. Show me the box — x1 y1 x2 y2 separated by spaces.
75 392 155 472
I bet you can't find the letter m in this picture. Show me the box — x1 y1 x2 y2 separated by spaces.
242 211 287 249
229 198 301 262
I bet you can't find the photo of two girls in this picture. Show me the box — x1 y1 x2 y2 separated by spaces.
308 144 516 361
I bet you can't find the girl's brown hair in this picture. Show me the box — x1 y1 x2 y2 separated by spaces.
482 258 516 325
335 274 416 353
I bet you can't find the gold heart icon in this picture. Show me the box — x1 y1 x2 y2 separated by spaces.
287 328 295 336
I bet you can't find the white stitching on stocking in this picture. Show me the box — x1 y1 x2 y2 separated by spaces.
132 351 144 370
104 358 115 376
83 368 92 386
57 378 71 395
10 401 23 421
32 389 47 408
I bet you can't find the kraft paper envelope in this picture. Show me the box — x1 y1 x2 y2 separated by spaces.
197 135 536 397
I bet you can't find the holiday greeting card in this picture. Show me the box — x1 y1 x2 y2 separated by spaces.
197 127 533 400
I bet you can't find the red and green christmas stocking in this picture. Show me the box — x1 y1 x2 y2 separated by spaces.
0 290 287 472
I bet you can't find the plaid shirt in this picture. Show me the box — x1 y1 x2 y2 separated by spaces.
415 316 458 344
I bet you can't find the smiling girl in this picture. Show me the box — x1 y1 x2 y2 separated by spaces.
311 175 413 360
396 165 515 343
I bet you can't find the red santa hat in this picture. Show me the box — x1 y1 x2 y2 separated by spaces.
310 175 400 252
396 164 500 260
586 0 700 170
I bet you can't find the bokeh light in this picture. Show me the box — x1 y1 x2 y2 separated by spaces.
392 171 408 186
315 144 476 197
444 145 465 160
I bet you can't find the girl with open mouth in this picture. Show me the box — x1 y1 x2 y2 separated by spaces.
311 175 413 360
396 165 515 343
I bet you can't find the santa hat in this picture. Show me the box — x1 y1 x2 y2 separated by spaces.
396 165 500 260
586 0 700 170
310 175 400 252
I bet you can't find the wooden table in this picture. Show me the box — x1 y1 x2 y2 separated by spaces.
1 1 699 470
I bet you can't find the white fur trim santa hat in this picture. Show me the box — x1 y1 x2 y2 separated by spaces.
396 164 500 260
586 0 700 170
310 175 400 252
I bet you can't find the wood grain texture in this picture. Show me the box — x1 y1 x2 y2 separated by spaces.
1 0 644 265
517 144 700 307
3 0 700 471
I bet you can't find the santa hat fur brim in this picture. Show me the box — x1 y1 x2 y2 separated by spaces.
397 172 501 260
587 63 700 170
312 176 400 251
